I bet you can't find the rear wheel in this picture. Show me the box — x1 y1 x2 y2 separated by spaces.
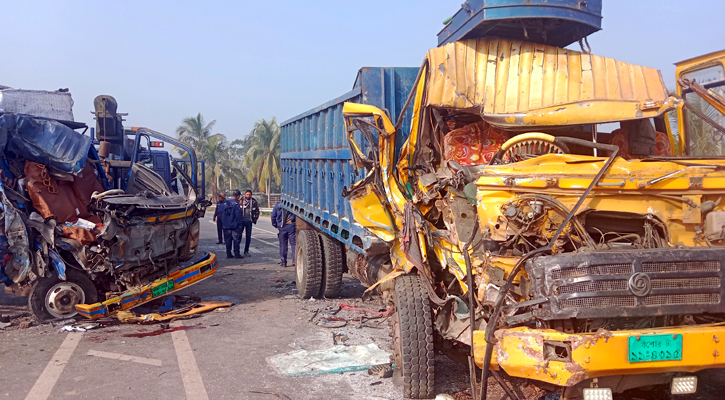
318 233 344 298
390 274 435 399
295 230 322 299
28 268 98 322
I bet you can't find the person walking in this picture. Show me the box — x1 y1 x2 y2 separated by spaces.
240 190 259 257
221 190 244 259
212 192 226 244
271 202 296 267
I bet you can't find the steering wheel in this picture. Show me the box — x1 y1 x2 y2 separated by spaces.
490 132 570 164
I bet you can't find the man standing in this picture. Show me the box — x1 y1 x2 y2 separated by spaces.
221 190 243 259
212 192 226 244
240 190 259 257
271 202 296 267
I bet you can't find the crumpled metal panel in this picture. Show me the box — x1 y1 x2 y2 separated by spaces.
425 37 674 126
0 113 91 174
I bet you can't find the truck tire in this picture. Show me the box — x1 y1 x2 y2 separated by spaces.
318 233 343 298
390 274 435 399
295 230 322 299
28 268 98 322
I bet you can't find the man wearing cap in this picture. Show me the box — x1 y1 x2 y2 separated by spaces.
271 201 296 267
240 190 260 257
221 190 244 259
212 192 226 244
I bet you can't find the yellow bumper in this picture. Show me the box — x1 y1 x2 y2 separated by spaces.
75 252 218 319
473 325 725 387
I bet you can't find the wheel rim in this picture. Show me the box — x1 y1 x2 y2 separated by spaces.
44 281 85 319
296 245 305 284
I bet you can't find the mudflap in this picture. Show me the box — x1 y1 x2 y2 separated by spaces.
75 252 218 319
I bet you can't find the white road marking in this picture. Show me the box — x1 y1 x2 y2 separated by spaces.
171 321 209 400
254 227 280 236
253 237 278 248
25 332 83 400
86 349 163 367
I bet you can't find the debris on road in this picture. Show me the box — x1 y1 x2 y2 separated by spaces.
122 325 205 338
115 301 233 323
368 363 393 378
248 390 292 400
267 343 391 377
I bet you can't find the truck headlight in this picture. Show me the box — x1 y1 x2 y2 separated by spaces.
582 388 613 400
671 376 697 395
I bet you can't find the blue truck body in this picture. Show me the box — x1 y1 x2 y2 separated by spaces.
438 0 603 48
280 67 419 254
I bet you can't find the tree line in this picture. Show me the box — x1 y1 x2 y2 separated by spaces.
175 113 281 205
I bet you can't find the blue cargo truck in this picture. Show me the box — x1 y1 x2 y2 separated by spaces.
280 67 418 298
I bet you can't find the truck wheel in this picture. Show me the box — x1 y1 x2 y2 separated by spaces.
295 230 322 299
318 233 343 298
28 268 98 322
390 274 435 399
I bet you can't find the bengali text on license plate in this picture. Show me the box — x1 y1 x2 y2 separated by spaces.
628 334 682 363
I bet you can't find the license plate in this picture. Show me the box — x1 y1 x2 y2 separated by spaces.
628 334 683 363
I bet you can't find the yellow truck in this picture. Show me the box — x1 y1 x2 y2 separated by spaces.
342 38 725 399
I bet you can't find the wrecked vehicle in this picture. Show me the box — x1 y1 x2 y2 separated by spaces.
332 37 725 400
0 92 216 322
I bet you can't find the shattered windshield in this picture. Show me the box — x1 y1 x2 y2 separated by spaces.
682 64 725 155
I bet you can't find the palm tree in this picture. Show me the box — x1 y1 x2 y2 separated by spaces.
175 113 217 158
242 118 281 206
195 133 227 201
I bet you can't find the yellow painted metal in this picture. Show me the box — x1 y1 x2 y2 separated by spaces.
473 325 725 387
342 102 396 134
500 132 556 151
424 37 675 127
399 63 428 178
345 174 397 242
473 154 725 246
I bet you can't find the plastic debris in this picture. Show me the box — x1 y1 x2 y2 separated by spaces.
116 301 233 323
368 363 393 378
58 325 86 332
267 344 391 377
159 297 174 313
435 395 455 400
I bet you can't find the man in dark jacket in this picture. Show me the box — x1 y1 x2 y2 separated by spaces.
271 202 296 267
240 190 259 257
212 192 226 244
221 190 244 258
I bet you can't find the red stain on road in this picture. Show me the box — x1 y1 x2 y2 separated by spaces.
123 326 205 338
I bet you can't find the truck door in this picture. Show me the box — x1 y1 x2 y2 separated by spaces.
342 103 406 242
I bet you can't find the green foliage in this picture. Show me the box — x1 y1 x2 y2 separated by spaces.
175 114 281 201
242 118 281 193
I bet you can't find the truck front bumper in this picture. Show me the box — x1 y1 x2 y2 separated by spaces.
75 252 218 319
473 324 725 387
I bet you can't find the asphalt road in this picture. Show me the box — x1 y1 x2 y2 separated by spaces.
0 214 469 400
1 214 724 400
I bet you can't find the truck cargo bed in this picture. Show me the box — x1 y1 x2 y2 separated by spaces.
280 67 418 254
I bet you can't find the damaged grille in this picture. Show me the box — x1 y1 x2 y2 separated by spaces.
551 263 632 280
557 280 628 294
526 249 725 320
560 296 636 309
642 261 720 273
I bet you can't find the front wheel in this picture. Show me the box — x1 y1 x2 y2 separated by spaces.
28 268 98 322
390 274 435 399
295 230 322 299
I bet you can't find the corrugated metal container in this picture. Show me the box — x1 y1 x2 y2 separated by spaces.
280 67 419 254
438 0 603 48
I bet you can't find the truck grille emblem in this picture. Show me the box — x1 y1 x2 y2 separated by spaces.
629 272 652 297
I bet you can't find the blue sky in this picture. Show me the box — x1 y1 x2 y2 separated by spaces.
2 1 723 143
